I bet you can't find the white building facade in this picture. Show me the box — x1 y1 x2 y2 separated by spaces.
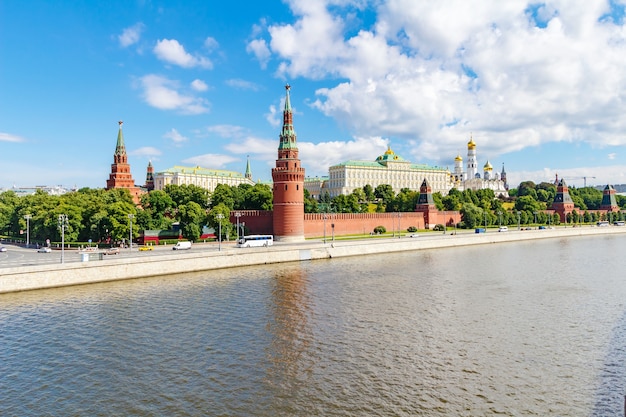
305 147 453 198
452 136 509 197
153 166 255 192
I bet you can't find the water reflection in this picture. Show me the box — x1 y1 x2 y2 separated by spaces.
263 265 315 412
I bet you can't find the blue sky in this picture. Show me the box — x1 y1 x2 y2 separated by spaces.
2 0 626 191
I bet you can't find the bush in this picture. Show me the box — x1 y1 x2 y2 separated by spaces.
373 226 386 234
407 226 417 232
433 224 445 231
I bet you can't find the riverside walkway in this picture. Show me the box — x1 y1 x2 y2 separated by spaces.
1 226 625 294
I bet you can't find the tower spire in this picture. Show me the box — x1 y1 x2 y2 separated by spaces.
245 155 252 179
279 84 297 150
115 120 127 158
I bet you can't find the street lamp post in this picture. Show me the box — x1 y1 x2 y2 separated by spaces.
58 214 68 264
517 211 521 231
216 214 224 251
24 214 32 248
128 214 134 251
498 211 502 228
331 223 335 242
534 211 538 229
323 214 327 243
484 212 487 231
235 212 242 242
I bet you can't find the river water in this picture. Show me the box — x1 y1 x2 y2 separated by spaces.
2 234 626 416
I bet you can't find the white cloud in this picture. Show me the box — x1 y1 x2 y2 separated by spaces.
130 147 162 158
191 79 209 91
163 128 188 146
153 39 213 69
0 132 26 142
200 124 249 139
259 0 626 167
266 104 283 128
608 152 618 160
139 74 210 114
204 36 219 51
118 23 145 48
246 39 272 69
225 78 261 91
299 136 389 177
182 153 239 168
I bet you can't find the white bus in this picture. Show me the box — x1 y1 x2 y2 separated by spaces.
237 235 274 248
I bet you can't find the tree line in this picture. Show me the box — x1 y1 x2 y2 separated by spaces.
1 180 624 245
0 183 272 245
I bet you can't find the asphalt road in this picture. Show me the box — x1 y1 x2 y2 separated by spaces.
0 242 232 269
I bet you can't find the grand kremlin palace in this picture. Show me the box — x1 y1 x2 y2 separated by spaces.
152 163 255 192
305 147 453 199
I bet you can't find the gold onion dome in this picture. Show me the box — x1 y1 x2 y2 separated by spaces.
484 160 493 170
455 154 463 161
467 136 476 150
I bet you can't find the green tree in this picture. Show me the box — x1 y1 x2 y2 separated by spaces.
374 184 394 205
363 184 375 201
165 184 210 208
243 183 273 210
208 203 233 241
460 202 483 229
304 189 318 213
178 201 205 242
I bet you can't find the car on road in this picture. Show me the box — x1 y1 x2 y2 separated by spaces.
498 226 508 232
104 247 120 255
0 246 7 252
138 245 154 251
37 247 52 253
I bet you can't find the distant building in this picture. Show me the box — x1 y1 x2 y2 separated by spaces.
152 163 255 193
0 185 73 196
105 121 144 204
305 146 452 198
451 135 509 197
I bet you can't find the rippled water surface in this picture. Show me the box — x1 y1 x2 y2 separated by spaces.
2 235 626 416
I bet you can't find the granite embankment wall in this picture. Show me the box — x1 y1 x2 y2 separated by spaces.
1 227 625 294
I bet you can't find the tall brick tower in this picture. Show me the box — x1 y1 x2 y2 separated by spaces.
415 178 438 229
145 160 155 191
600 184 619 212
551 178 574 222
272 85 305 242
106 121 143 204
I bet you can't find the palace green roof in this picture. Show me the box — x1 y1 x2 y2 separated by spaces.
157 166 247 178
332 160 448 172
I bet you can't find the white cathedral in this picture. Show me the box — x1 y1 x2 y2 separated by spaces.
451 135 509 197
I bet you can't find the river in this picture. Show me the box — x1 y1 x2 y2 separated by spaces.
1 234 625 416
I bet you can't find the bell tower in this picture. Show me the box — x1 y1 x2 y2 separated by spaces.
272 85 305 242
106 121 142 204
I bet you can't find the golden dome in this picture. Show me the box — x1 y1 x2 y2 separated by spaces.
484 160 493 171
455 154 463 161
467 136 476 150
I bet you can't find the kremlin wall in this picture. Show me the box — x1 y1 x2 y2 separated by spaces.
105 85 617 242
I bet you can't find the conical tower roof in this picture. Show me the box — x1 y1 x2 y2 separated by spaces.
115 121 126 156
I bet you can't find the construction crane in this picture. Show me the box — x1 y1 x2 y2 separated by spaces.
563 176 596 187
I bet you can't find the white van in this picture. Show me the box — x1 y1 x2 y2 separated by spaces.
498 226 508 232
173 241 192 250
